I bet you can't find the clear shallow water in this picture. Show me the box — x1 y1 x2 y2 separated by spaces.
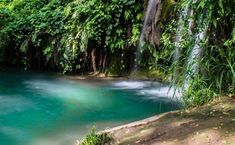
0 71 181 145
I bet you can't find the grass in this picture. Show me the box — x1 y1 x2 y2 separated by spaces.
78 128 111 145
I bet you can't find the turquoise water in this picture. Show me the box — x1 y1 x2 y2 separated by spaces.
0 71 180 145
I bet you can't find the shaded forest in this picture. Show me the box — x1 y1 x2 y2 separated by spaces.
0 0 234 105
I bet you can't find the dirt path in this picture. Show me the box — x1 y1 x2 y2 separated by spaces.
106 96 235 145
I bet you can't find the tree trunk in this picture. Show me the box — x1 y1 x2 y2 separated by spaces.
102 50 107 72
91 48 97 72
98 48 103 72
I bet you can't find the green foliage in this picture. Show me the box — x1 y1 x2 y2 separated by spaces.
79 128 111 145
61 0 143 72
0 0 234 106
130 68 166 81
0 0 143 72
183 75 215 106
160 0 235 106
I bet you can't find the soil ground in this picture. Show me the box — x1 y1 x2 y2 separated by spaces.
105 96 235 145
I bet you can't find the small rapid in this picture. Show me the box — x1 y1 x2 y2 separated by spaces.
111 80 181 101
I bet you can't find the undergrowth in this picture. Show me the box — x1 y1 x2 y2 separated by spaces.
78 128 111 145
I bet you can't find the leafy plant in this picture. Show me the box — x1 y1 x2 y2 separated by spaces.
78 128 111 145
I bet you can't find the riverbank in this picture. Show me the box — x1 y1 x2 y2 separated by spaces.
101 96 235 145
65 69 167 82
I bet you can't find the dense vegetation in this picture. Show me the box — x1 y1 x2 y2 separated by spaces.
171 0 235 105
0 0 234 106
78 129 111 145
0 0 143 74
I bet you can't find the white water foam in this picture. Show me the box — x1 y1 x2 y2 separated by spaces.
112 81 181 101
139 86 181 100
112 81 155 89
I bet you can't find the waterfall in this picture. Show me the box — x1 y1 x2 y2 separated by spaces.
135 0 161 70
183 0 209 89
173 0 209 91
184 23 208 89
173 0 193 79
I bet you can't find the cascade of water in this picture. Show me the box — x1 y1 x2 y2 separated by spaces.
173 0 209 91
135 0 161 70
173 0 193 79
184 23 208 89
